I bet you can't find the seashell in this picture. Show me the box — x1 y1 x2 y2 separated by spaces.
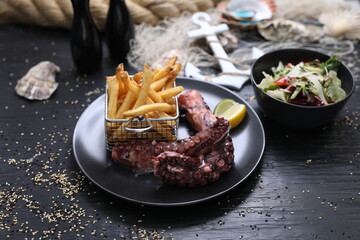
190 31 239 54
319 9 360 40
257 18 324 43
218 0 275 28
15 61 60 100
226 0 272 21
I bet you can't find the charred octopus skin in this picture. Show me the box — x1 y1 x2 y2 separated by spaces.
153 134 234 187
111 90 235 187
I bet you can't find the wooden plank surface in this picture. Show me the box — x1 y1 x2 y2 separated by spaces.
0 24 359 240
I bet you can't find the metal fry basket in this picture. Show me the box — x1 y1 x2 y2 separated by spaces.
105 86 179 151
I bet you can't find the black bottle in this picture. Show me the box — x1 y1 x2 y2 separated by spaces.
105 0 134 62
70 0 102 74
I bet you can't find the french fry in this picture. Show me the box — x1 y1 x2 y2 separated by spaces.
123 103 176 117
161 109 177 121
146 90 177 139
119 71 131 89
106 56 183 144
148 87 164 103
116 91 136 119
152 65 171 83
165 63 182 90
128 82 141 97
158 86 184 99
165 97 176 105
132 64 152 109
157 111 171 118
112 74 141 139
144 93 157 108
166 56 177 67
118 94 126 105
115 64 126 97
153 67 161 75
146 97 154 105
133 72 143 85
151 76 169 91
117 63 124 72
106 76 120 119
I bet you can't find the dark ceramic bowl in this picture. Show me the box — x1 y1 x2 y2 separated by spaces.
250 48 355 128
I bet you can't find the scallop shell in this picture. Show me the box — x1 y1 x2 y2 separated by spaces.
15 61 60 100
218 0 275 28
226 0 273 21
257 18 324 43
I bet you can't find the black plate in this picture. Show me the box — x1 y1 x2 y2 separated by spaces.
73 78 265 206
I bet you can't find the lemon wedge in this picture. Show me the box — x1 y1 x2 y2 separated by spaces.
214 99 247 128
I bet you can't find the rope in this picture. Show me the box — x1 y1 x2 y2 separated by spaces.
213 56 251 70
0 0 221 30
217 71 249 77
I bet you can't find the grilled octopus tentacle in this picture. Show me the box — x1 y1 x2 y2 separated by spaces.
153 135 234 187
111 90 235 187
111 118 230 168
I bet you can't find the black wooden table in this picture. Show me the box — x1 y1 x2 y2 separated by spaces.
0 25 359 240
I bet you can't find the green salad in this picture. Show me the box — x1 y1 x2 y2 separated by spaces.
257 56 347 106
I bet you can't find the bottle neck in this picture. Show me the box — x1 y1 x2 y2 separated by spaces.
109 0 126 9
71 0 91 15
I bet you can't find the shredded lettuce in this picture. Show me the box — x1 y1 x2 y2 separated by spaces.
266 89 288 102
257 72 277 91
302 66 324 75
272 61 290 79
257 58 346 106
305 73 328 105
324 71 346 103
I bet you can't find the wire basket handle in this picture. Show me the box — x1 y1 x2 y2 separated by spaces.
124 115 153 133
